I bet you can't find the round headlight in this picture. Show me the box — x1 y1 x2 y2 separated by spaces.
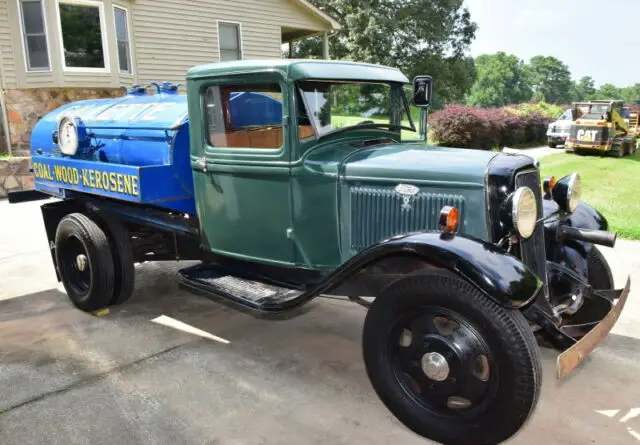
551 172 581 213
57 114 79 156
567 173 581 213
512 187 537 239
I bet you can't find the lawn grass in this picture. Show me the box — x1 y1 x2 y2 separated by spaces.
332 115 424 141
540 151 640 240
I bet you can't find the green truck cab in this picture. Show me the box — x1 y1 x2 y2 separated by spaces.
12 60 630 444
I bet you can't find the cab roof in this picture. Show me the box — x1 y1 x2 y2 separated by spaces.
186 59 410 84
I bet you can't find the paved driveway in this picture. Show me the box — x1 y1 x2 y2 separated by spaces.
1 199 639 445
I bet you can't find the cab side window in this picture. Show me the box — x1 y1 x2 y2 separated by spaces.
204 83 283 149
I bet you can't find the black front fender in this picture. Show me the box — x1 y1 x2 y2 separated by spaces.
543 199 609 231
317 232 542 309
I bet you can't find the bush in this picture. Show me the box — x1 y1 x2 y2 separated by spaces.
430 104 553 150
505 101 565 119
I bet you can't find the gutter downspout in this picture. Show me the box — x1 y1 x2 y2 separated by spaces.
0 57 12 156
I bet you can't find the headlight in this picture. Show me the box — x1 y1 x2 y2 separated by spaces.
512 187 537 239
552 172 581 213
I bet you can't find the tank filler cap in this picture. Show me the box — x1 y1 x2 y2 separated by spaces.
124 84 147 96
159 81 182 94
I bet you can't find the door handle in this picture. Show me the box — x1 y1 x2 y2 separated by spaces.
194 158 207 172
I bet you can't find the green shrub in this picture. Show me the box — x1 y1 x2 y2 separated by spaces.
505 102 565 119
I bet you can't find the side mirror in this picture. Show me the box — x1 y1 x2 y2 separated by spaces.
412 75 433 108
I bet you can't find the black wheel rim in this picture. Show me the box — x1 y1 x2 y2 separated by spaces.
388 306 497 417
59 235 92 297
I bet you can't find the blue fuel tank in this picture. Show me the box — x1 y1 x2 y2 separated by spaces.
31 82 284 215
31 82 195 214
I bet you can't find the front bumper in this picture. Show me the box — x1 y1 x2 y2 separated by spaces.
548 135 568 144
556 276 631 377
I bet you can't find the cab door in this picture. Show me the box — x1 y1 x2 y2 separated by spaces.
189 74 295 265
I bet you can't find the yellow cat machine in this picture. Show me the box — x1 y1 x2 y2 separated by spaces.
566 100 637 156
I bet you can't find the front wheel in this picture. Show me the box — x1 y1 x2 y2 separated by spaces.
363 270 541 445
587 247 614 291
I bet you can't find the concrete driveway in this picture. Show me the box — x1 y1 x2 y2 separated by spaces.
1 199 639 445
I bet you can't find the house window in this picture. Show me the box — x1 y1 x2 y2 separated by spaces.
58 0 107 71
218 22 242 61
113 6 132 74
19 0 50 71
204 84 284 149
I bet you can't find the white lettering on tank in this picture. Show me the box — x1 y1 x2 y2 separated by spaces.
140 103 172 121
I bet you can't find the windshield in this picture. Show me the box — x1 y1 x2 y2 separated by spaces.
297 80 418 140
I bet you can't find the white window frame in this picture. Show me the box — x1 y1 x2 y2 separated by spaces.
113 4 133 75
55 0 110 73
17 0 52 72
217 21 244 61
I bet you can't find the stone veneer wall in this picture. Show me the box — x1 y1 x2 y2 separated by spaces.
0 157 33 198
5 87 123 157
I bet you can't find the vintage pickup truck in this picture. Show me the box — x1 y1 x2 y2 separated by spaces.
10 60 630 445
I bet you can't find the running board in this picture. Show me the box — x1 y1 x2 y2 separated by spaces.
177 263 311 317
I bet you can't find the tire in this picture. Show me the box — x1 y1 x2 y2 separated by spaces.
55 213 114 312
363 270 541 445
97 214 135 306
548 142 557 148
587 247 614 291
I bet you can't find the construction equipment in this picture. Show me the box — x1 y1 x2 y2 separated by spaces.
566 100 637 156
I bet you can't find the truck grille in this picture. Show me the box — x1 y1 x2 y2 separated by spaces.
349 186 465 251
515 169 548 288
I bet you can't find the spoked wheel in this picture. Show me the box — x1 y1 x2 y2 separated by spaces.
363 270 541 445
55 213 115 312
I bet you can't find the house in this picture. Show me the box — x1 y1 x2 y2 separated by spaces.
0 0 340 156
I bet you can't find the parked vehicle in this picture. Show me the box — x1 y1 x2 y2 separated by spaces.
10 61 629 445
566 100 638 156
546 108 573 148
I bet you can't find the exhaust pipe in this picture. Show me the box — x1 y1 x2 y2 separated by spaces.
558 225 617 248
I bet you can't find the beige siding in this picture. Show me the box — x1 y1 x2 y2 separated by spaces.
1 0 332 89
0 0 17 88
5 0 136 89
132 0 331 84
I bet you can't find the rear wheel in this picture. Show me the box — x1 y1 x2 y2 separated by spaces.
363 270 541 445
548 141 557 148
97 214 135 306
55 213 114 312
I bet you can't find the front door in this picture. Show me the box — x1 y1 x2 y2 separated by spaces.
190 74 295 266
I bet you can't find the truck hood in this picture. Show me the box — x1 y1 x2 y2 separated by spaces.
341 144 499 185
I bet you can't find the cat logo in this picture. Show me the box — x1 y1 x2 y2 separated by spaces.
577 129 598 142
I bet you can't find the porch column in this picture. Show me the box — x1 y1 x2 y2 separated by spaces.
288 41 294 58
322 32 330 60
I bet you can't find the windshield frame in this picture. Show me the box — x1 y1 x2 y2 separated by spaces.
295 79 417 141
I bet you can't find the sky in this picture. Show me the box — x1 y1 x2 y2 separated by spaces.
463 0 640 87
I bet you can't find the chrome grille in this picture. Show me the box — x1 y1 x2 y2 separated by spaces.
349 186 465 251
515 169 548 288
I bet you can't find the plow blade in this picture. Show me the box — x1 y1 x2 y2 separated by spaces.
557 276 631 378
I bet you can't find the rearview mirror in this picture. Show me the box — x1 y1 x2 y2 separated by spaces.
412 75 433 108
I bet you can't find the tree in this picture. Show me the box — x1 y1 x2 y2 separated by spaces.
621 83 640 105
572 76 596 101
596 83 624 100
291 0 477 108
526 56 573 104
466 52 532 107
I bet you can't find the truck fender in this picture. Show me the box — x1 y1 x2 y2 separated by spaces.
543 199 608 231
543 199 609 265
316 232 542 309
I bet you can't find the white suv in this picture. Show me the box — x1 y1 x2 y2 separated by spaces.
546 109 573 148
